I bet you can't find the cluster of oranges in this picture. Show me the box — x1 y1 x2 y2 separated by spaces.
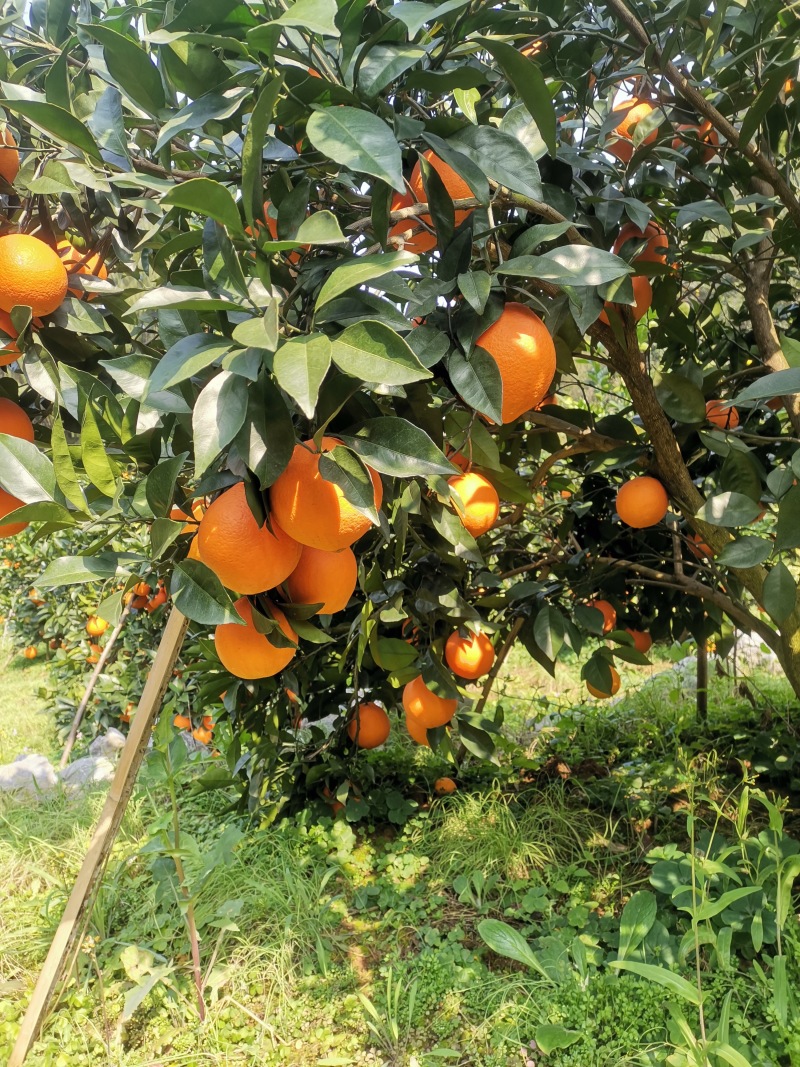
173 711 216 747
123 580 169 614
582 599 654 699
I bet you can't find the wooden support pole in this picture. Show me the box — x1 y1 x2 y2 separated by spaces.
60 604 131 770
9 607 190 1067
697 639 708 722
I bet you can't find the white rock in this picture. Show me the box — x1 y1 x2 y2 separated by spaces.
59 755 116 793
731 631 781 673
0 753 57 794
89 728 127 759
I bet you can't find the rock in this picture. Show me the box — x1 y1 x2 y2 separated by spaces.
89 727 126 759
731 631 781 673
0 753 57 794
59 755 116 793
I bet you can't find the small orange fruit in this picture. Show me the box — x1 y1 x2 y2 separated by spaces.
284 544 358 614
0 234 69 317
133 582 151 597
86 616 108 637
403 675 457 728
0 397 34 442
615 476 669 528
434 777 457 794
214 597 297 679
475 303 556 424
56 240 108 300
23 645 37 659
145 588 168 613
688 532 713 559
587 599 616 634
625 628 653 654
705 400 739 429
613 222 668 265
0 486 26 538
0 127 19 187
671 120 719 163
269 437 383 552
586 666 621 699
202 715 214 730
607 99 658 163
198 482 302 594
444 630 495 680
448 472 500 538
170 499 205 533
192 726 213 745
347 702 391 749
173 714 192 729
408 149 475 234
599 274 653 325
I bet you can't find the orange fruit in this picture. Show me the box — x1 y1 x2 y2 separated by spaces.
0 486 26 537
403 675 457 728
269 437 383 552
475 302 556 424
121 702 135 723
88 642 102 655
145 588 168 613
214 597 297 679
586 666 621 699
434 777 457 794
23 645 37 659
688 532 713 559
625 628 653 654
444 629 495 680
202 715 214 730
0 127 19 187
0 309 20 366
607 100 658 163
672 120 719 163
86 615 108 637
0 397 34 442
173 713 191 729
0 234 68 316
388 192 437 254
170 499 205 533
56 240 108 300
587 599 616 633
133 582 151 597
198 482 302 594
408 149 475 234
705 400 739 429
347 702 391 748
520 40 544 58
187 536 201 560
613 222 668 265
599 274 653 325
192 726 213 745
405 711 432 745
285 687 299 704
285 544 357 614
616 476 669 528
131 594 149 610
448 472 499 537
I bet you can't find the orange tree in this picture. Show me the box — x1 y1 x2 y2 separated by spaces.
0 0 799 809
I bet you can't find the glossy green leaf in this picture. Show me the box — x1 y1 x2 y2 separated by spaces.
0 433 56 502
273 334 332 419
655 372 707 423
617 891 657 960
775 485 800 551
451 123 543 201
477 919 553 982
715 536 772 568
316 251 417 310
476 39 557 156
762 562 797 622
145 454 188 518
50 413 87 512
193 371 249 477
171 560 242 625
145 334 231 396
497 247 631 285
330 321 431 386
151 518 184 560
162 178 243 234
735 367 800 404
82 24 166 114
534 1026 581 1055
155 86 249 153
232 373 294 488
38 554 125 588
457 270 491 314
242 76 283 228
80 403 118 496
307 107 404 192
446 347 502 423
533 605 566 661
0 89 101 160
338 417 456 477
696 492 762 527
319 446 380 523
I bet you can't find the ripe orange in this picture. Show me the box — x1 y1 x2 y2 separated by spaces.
0 486 26 537
131 594 149 610
445 629 495 680
434 777 457 794
448 472 499 538
193 726 213 745
23 645 37 659
121 702 135 723
198 482 302 594
0 309 20 366
520 40 544 58
706 400 739 429
86 615 108 637
214 597 297 679
56 240 108 300
187 535 201 560
586 666 621 699
0 397 34 442
202 715 214 730
599 274 653 325
613 222 668 265
285 544 357 614
173 713 191 729
0 127 19 187
607 100 658 163
408 149 474 233
625 628 653 654
671 120 719 163
616 476 669 528
133 582 151 597
146 588 168 612
688 532 713 559
475 302 556 424
269 437 383 552
0 234 68 317
347 702 391 748
389 192 437 254
403 675 457 728
587 599 616 633
170 499 205 533
248 201 303 263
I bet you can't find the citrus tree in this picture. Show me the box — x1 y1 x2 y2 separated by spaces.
1 0 799 809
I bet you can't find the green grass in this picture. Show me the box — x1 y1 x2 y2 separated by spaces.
0 647 53 763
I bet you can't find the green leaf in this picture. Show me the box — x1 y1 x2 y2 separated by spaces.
81 24 166 115
170 560 242 625
775 485 800 551
318 446 379 523
85 85 130 169
307 107 404 192
242 76 283 229
273 334 332 419
80 403 118 497
50 413 87 512
295 211 348 245
533 606 565 661
762 562 797 622
316 251 417 310
450 124 543 201
151 518 184 560
232 373 294 488
609 961 700 1005
193 371 249 478
655 372 707 423
357 44 427 97
734 367 800 404
617 891 657 961
534 1026 581 1055
162 178 243 234
38 554 124 588
715 536 772 568
444 410 501 470
145 334 231 396
0 434 56 502
476 39 557 156
338 417 456 477
675 200 732 229
739 70 788 148
477 919 553 982
274 0 340 35
497 247 631 285
0 92 101 161
0 501 77 526
696 492 762 527
391 0 470 37
145 454 187 518
155 86 250 154
126 286 239 315
203 218 249 300
457 271 491 314
692 886 761 922
330 321 431 386
100 354 190 414
446 347 502 423
457 719 497 762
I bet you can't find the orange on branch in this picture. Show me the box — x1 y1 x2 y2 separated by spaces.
448 472 499 537
0 127 19 186
607 100 658 163
586 666 621 699
434 777 457 794
587 599 616 634
388 192 437 254
0 234 68 317
56 240 108 300
445 629 495 680
347 702 390 749
613 221 668 265
0 486 26 537
615 476 669 528
0 397 33 442
706 400 739 429
173 714 192 730
214 597 297 680
23 646 37 660
475 302 556 424
403 674 457 728
269 437 382 552
625 628 653 654
285 544 357 614
408 149 475 232
193 726 213 745
599 274 653 325
86 616 108 637
198 482 301 594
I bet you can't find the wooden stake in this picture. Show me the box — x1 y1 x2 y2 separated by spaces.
697 638 708 721
9 607 189 1067
60 604 131 770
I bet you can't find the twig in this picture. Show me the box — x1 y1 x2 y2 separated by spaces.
473 616 525 718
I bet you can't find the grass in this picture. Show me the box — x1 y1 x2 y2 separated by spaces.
0 644 799 1065
0 648 53 763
